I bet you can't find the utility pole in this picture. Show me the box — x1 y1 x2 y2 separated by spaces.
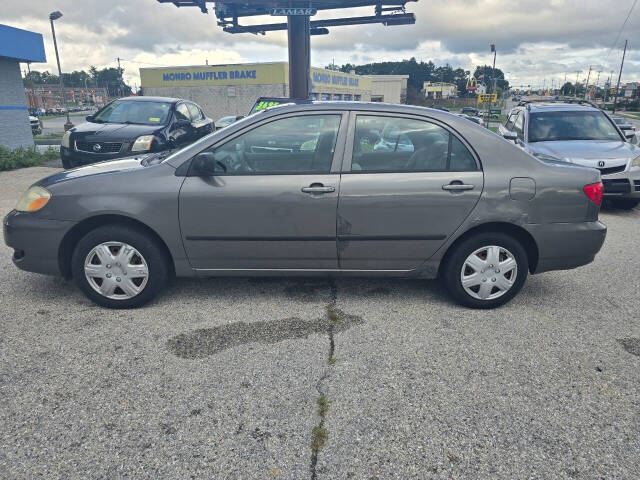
575 70 581 97
490 43 497 95
605 70 614 103
612 39 628 115
595 70 601 101
584 65 592 100
49 11 73 130
116 57 123 97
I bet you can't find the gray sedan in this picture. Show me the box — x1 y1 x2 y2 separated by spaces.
4 102 607 309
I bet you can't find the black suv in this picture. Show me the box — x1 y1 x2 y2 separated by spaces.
60 97 214 169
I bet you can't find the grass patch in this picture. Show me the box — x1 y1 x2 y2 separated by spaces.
310 425 328 452
327 305 340 323
0 146 59 171
488 126 498 133
317 394 329 417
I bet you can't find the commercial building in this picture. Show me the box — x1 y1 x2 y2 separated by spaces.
140 62 407 117
0 24 46 149
370 74 408 103
25 85 109 111
423 81 458 99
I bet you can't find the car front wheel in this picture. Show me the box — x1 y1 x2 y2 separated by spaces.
443 232 529 309
71 225 169 308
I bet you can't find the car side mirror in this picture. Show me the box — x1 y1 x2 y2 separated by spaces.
86 115 94 122
192 152 219 176
502 131 518 141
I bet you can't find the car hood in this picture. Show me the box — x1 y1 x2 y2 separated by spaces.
35 155 160 188
69 121 165 141
529 140 639 168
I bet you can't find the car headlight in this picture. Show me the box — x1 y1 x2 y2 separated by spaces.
15 186 51 212
631 155 640 168
533 152 563 162
61 131 71 148
131 135 155 152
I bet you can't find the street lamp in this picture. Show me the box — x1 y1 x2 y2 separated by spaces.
49 11 73 131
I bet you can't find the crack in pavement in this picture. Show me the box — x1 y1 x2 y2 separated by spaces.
310 279 345 480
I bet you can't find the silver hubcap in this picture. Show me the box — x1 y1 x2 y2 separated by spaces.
84 242 149 300
460 245 518 301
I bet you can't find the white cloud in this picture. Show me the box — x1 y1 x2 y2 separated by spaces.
2 0 639 89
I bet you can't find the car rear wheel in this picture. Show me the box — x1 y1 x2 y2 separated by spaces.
71 225 169 308
443 232 529 309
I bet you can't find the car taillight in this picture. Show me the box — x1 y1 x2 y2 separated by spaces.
583 182 603 206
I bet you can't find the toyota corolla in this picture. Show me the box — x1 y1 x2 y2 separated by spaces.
4 102 607 309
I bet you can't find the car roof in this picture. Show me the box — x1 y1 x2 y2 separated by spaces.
113 96 182 104
259 100 459 117
517 102 601 113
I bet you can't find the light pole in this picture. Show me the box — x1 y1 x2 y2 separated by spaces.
49 11 73 131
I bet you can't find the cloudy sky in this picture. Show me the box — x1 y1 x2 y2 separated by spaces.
2 0 639 90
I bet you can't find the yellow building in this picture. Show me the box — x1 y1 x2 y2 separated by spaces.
140 62 380 117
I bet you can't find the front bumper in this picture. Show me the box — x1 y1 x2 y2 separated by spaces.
60 146 133 169
3 210 76 276
526 221 607 274
601 168 640 198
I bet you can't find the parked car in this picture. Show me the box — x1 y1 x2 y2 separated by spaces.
461 107 479 116
5 102 606 309
215 115 244 130
457 113 485 127
612 116 636 139
29 116 41 136
499 101 640 209
60 96 214 169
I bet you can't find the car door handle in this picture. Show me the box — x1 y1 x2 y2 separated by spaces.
301 184 335 194
442 183 474 191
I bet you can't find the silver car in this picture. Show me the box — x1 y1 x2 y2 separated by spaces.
499 102 640 209
4 102 607 309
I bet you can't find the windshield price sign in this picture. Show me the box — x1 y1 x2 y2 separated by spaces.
270 8 317 16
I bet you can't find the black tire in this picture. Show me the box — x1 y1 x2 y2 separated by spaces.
71 224 169 309
611 198 639 210
443 232 529 309
61 155 74 170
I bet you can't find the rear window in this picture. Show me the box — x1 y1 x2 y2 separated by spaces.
528 111 622 142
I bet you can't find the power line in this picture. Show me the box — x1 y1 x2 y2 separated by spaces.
605 0 637 60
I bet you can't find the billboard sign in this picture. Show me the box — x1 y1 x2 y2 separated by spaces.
270 7 317 15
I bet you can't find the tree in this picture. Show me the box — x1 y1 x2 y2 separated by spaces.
23 65 131 98
473 65 509 93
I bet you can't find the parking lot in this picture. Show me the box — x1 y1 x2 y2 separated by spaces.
1 165 639 478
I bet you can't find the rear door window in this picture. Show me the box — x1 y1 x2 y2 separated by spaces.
513 112 524 140
350 115 477 172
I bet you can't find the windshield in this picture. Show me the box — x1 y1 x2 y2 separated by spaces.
529 111 622 142
613 118 626 125
93 101 172 125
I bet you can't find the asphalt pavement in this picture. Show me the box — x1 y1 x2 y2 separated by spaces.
1 166 639 479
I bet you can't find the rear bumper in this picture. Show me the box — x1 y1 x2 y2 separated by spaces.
527 221 607 274
3 210 75 276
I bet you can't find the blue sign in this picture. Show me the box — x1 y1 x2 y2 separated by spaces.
162 69 258 82
312 71 359 87
0 24 46 63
